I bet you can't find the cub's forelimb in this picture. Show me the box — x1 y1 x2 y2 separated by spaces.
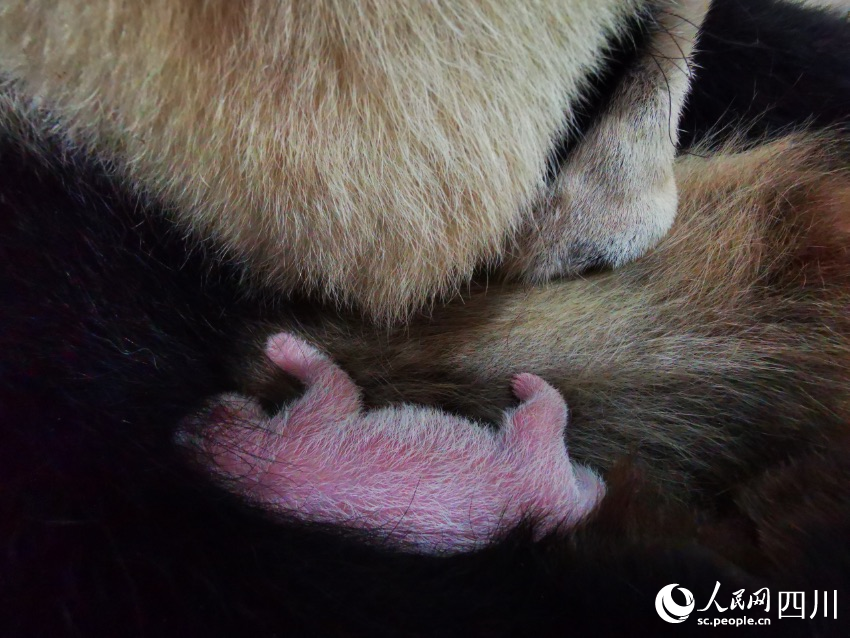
182 333 604 554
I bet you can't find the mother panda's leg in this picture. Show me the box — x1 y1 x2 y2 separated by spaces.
509 0 709 281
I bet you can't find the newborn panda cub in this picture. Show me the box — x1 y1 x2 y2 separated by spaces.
184 333 604 553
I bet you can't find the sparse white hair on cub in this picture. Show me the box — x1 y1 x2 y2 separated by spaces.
182 332 604 553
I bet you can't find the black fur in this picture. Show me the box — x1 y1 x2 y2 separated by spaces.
681 0 850 148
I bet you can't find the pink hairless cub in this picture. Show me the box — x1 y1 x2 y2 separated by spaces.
187 332 605 554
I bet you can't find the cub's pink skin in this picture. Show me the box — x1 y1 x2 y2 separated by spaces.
186 333 605 554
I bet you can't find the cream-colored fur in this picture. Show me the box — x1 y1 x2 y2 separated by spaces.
0 0 705 321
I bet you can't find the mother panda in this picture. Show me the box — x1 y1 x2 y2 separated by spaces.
2 0 850 636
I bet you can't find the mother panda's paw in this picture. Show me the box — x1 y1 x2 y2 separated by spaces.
506 0 708 281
